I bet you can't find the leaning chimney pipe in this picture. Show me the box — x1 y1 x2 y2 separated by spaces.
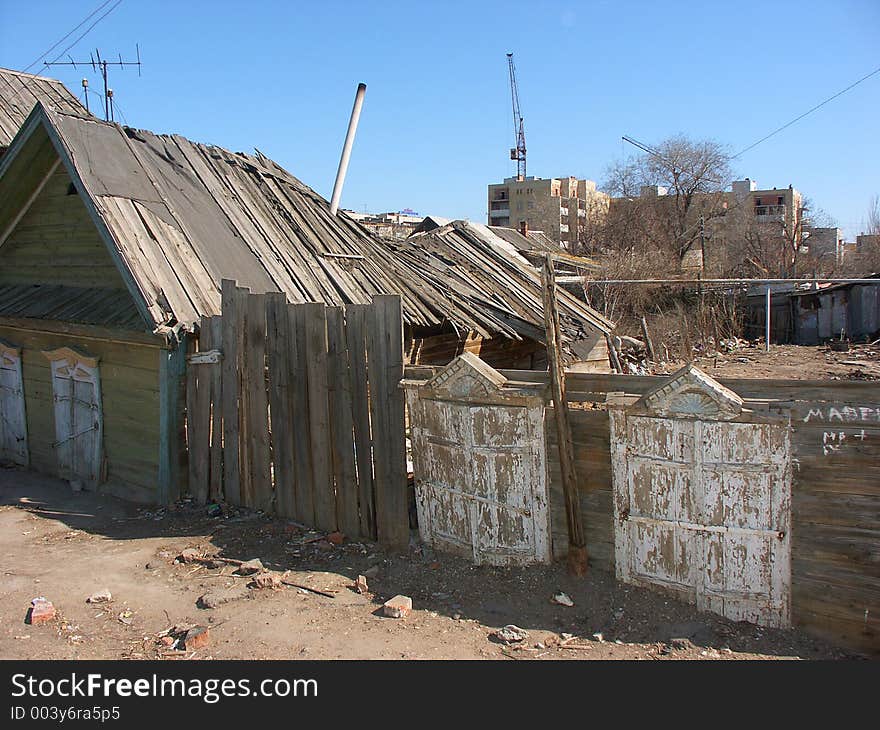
329 83 367 216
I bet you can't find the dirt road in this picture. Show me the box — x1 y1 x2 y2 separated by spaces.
0 468 854 661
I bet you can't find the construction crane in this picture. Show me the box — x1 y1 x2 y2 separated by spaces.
507 53 527 180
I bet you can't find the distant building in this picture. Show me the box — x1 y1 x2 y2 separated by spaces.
342 209 423 240
487 175 608 250
804 227 845 264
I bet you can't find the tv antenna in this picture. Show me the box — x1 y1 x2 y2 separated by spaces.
44 45 141 122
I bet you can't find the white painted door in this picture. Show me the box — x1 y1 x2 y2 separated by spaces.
611 412 791 627
44 348 103 488
0 341 28 466
406 354 550 566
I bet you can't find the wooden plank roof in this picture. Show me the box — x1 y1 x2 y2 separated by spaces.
0 68 86 149
0 103 613 342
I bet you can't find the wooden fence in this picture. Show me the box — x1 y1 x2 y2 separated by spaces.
186 281 409 547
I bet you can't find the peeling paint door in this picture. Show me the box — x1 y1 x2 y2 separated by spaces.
611 413 792 628
406 354 550 566
45 349 104 488
0 342 28 466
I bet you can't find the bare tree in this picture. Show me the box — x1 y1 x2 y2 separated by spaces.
600 135 734 264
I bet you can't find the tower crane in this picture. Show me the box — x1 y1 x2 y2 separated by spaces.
507 53 527 180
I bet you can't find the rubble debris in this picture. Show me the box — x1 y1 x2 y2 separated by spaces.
326 531 345 545
86 589 112 604
383 595 413 618
26 597 55 625
355 575 369 594
176 548 202 564
249 572 282 590
234 558 264 576
591 632 605 643
117 610 133 625
552 592 574 607
491 625 529 644
670 637 695 651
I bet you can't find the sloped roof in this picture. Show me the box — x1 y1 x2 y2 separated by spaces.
0 68 86 149
388 220 614 344
0 104 611 343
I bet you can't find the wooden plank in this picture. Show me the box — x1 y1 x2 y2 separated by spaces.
327 306 360 538
542 254 587 575
290 303 314 525
204 316 224 501
235 286 253 506
186 332 209 503
304 302 336 532
266 293 296 518
220 280 242 505
347 304 375 540
244 291 272 512
367 295 409 548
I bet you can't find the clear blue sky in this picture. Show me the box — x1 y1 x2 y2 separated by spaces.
1 0 878 238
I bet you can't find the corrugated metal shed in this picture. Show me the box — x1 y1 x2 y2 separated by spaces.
0 68 86 149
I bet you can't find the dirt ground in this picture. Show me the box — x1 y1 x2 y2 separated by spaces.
656 341 880 381
0 467 857 662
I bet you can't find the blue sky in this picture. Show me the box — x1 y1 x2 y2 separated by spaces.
1 0 878 238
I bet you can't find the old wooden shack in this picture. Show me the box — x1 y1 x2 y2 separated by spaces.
0 96 614 503
393 220 613 369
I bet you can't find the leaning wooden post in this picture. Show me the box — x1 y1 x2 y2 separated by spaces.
541 254 588 576
640 316 656 362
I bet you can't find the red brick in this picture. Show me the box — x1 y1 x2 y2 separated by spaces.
26 599 55 625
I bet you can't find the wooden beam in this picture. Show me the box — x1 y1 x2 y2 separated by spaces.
0 158 60 249
542 254 587 575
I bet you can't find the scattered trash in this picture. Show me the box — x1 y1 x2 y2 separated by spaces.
234 558 264 576
491 625 529 644
591 632 605 643
383 595 412 618
26 597 55 625
117 610 134 625
206 503 223 518
552 592 574 607
355 575 369 594
86 589 112 604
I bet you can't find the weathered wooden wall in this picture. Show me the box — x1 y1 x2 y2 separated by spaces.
0 322 166 502
404 364 880 654
0 163 128 291
187 284 409 547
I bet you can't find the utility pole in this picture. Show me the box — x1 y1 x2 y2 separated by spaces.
45 46 141 122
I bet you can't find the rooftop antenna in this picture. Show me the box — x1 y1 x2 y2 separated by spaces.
45 44 141 122
507 53 527 180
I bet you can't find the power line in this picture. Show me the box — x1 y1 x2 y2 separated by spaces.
43 1 125 67
733 63 880 159
21 0 117 73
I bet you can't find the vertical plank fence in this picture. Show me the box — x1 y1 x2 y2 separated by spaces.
185 281 408 546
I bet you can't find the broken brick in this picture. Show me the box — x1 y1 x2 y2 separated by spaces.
234 558 264 576
355 575 369 594
383 595 412 618
26 598 55 625
326 531 345 545
177 548 202 564
182 626 210 650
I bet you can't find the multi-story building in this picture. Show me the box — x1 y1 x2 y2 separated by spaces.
487 176 608 250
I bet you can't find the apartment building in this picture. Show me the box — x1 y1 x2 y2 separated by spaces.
487 176 608 249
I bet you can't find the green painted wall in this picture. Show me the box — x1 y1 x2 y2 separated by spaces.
0 324 163 502
0 165 127 290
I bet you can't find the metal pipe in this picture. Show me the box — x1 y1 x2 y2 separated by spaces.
556 277 880 285
329 83 367 216
765 286 771 352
